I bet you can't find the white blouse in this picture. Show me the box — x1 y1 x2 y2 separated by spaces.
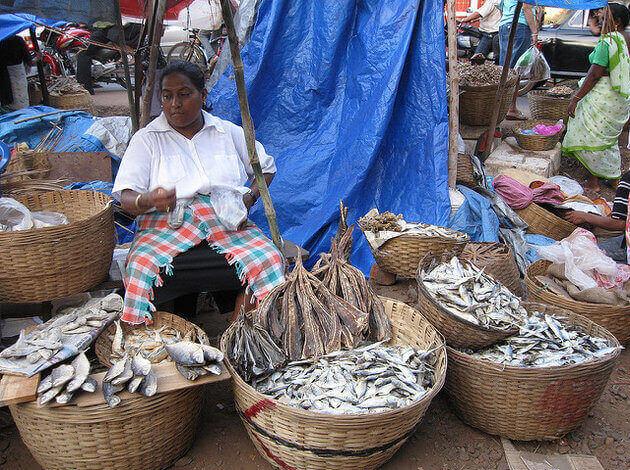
112 111 276 201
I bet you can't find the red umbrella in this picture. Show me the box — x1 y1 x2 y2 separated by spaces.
119 0 196 21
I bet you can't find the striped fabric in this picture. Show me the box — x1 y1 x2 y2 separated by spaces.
611 171 630 220
122 195 285 324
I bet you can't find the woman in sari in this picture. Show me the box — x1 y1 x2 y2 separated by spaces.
562 3 630 191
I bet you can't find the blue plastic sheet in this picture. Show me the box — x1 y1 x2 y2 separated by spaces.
525 234 556 264
0 3 116 26
449 186 500 242
209 0 450 273
0 13 64 42
522 0 606 9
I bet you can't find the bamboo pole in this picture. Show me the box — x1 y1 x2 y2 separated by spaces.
219 0 283 249
482 1 522 160
140 0 167 127
115 0 139 132
446 0 459 188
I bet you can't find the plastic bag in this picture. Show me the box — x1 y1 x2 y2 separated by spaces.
0 197 33 231
515 46 551 81
210 185 247 231
32 211 68 228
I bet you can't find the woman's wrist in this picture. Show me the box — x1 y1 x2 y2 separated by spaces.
135 192 151 212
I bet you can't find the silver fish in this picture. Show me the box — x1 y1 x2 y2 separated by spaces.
66 352 91 392
201 345 224 363
37 385 63 406
55 390 74 404
204 363 222 376
176 363 203 381
103 382 123 408
111 356 133 386
37 374 53 394
103 356 128 383
100 293 124 313
131 353 151 377
165 341 205 366
81 377 97 393
140 370 158 397
111 321 124 359
50 364 75 388
127 375 145 393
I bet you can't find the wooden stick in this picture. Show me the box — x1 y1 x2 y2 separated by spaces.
29 26 50 106
220 0 283 249
115 0 139 133
446 0 460 188
140 0 167 128
482 1 522 160
13 109 88 124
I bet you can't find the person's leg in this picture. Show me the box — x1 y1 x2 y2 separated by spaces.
498 24 508 66
475 33 492 57
76 49 95 94
231 289 255 322
506 24 531 120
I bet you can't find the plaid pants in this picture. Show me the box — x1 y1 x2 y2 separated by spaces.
122 196 285 324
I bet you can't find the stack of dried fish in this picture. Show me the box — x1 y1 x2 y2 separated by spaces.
469 312 619 367
48 76 87 95
358 210 403 232
165 341 224 381
112 325 183 363
37 352 96 405
458 62 516 87
314 225 392 342
229 309 287 382
256 254 369 361
252 342 436 414
419 257 527 330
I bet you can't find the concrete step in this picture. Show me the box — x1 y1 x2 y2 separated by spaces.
484 137 561 178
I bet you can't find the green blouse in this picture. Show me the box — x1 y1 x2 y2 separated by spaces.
589 39 610 69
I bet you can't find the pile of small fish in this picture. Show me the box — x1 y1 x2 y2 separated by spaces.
358 211 403 232
113 325 183 363
229 309 287 382
252 342 437 414
255 254 369 361
458 62 516 87
469 312 619 367
406 223 469 241
165 341 224 381
313 225 392 342
37 352 95 405
546 84 574 96
419 257 527 330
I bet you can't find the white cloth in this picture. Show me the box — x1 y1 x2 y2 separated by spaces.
477 0 501 34
7 64 28 110
112 111 276 201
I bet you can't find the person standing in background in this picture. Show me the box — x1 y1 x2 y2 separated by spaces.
0 35 33 110
459 0 502 60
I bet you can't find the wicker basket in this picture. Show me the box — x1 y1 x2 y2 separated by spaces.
516 203 577 241
445 304 621 441
461 242 523 297
416 252 519 349
10 386 203 470
528 90 570 122
0 150 51 184
515 120 563 151
220 297 447 470
366 230 468 279
526 260 630 344
49 91 92 110
95 312 210 366
459 78 517 126
0 190 114 302
456 153 476 187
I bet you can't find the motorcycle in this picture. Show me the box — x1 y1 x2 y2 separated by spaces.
456 24 498 63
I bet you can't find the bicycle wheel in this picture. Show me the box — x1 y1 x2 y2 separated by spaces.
167 42 207 68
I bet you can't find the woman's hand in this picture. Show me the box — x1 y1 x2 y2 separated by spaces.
243 192 256 211
567 96 580 118
563 210 589 225
147 187 176 212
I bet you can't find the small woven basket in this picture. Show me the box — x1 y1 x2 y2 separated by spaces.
461 242 523 297
95 312 211 366
456 153 476 187
416 252 519 350
514 120 563 151
445 303 621 441
526 260 630 344
365 229 468 279
515 203 577 241
10 386 203 470
49 91 92 110
0 190 114 303
220 297 447 470
528 90 570 122
459 78 517 126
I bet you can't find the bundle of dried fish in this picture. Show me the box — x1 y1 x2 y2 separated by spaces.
314 225 391 342
256 255 369 361
229 309 287 382
251 342 436 414
102 351 157 407
469 312 619 367
419 257 527 330
37 352 96 406
112 324 183 364
358 210 403 232
165 340 223 381
458 62 516 88
359 209 468 242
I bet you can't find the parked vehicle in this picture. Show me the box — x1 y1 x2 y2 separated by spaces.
456 23 498 63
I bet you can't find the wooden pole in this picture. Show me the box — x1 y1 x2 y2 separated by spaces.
140 0 167 127
219 0 283 249
115 0 139 132
446 0 459 188
29 27 49 106
482 1 522 160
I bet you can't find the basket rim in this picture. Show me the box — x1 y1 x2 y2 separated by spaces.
460 75 517 91
359 226 470 243
220 297 447 422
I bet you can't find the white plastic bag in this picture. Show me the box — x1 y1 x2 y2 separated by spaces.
0 197 33 231
210 185 247 231
515 46 551 81
32 211 68 228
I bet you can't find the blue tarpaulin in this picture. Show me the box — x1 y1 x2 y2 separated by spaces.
0 2 116 26
209 0 450 273
0 13 63 42
522 0 607 9
449 186 500 242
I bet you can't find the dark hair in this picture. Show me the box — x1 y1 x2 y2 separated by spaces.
160 60 205 92
609 3 630 29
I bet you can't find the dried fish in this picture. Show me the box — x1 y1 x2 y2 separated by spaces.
65 352 90 392
81 377 97 393
103 382 124 408
36 354 95 406
358 211 403 232
140 370 158 397
165 341 205 366
103 356 128 383
457 62 516 87
251 343 437 414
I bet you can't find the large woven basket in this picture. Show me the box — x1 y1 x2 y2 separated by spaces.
514 120 563 151
49 91 92 110
445 304 621 441
10 386 203 470
220 297 447 470
456 153 476 187
0 150 51 184
516 203 577 241
461 242 523 297
366 230 468 278
416 252 519 349
0 190 114 302
526 260 630 344
95 312 210 366
528 90 570 122
459 78 517 126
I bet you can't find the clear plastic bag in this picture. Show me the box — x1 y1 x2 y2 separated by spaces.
0 197 33 231
210 185 247 231
515 46 551 81
32 211 68 228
